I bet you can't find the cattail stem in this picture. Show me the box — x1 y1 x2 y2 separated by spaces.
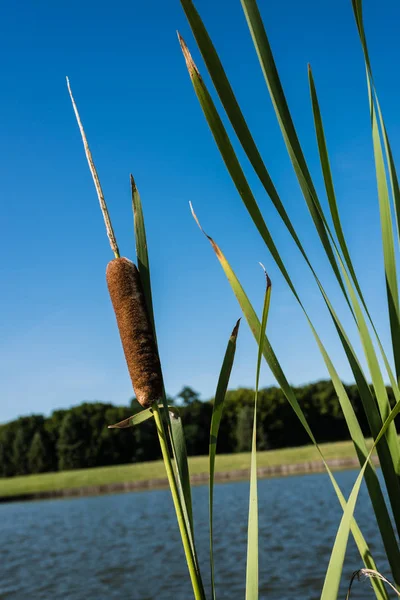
152 403 205 600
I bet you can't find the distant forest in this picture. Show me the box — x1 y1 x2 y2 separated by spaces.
0 381 395 478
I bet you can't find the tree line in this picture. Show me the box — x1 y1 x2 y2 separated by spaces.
0 381 394 478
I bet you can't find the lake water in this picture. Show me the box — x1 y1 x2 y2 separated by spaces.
0 470 396 599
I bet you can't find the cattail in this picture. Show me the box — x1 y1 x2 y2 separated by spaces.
106 257 163 408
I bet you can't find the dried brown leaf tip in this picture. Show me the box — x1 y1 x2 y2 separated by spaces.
189 201 224 260
231 318 241 340
259 262 271 290
177 32 201 78
106 258 163 408
130 173 137 194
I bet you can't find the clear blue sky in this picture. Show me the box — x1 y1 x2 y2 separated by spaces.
1 0 400 423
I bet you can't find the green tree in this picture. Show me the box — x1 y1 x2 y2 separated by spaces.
13 427 28 475
28 431 52 474
181 400 212 455
45 409 66 471
12 416 44 475
177 386 200 406
0 424 16 477
57 412 86 471
236 405 253 452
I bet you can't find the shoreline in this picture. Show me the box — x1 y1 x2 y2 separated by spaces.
0 455 378 504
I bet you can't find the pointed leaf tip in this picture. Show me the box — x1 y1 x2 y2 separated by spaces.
259 262 271 289
108 416 134 429
177 33 200 78
190 203 224 262
232 318 241 339
130 173 137 192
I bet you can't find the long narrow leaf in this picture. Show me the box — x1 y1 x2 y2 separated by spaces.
190 204 388 600
238 0 349 301
169 407 194 536
308 65 400 409
209 319 240 600
308 66 361 302
322 386 400 599
246 268 271 600
131 175 157 337
351 0 400 384
108 407 154 429
368 78 400 397
132 177 204 594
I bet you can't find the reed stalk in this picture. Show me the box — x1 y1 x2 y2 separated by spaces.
152 403 205 600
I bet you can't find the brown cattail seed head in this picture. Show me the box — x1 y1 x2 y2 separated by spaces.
106 257 163 408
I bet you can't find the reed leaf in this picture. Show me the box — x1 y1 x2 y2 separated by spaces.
368 78 400 395
322 389 400 599
169 406 194 537
131 174 194 526
108 407 154 428
131 175 157 338
351 0 400 384
307 66 361 301
209 319 240 600
246 268 271 600
131 177 205 597
238 0 351 302
308 66 400 408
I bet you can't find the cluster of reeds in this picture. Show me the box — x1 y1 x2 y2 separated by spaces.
68 0 400 597
177 0 400 598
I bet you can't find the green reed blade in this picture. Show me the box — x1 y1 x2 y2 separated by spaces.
178 0 306 254
238 0 351 300
131 175 195 532
351 1 400 385
190 206 388 599
322 386 400 599
209 319 240 600
108 407 154 428
308 65 400 407
246 270 271 600
131 177 205 598
308 64 400 540
178 18 350 312
376 102 400 250
307 66 361 300
108 405 182 429
131 175 157 339
369 78 400 361
169 406 194 536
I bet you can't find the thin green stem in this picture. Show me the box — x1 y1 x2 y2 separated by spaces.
152 403 205 600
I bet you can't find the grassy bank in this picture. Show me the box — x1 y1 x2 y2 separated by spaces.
0 438 371 499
